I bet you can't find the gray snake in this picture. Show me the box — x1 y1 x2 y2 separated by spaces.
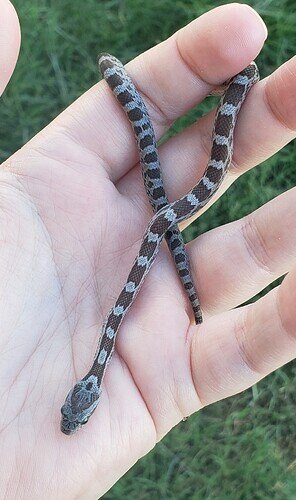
60 53 259 435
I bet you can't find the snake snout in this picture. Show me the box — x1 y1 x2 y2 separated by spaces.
60 421 73 435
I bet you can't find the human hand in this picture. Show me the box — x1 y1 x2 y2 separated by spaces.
0 2 295 498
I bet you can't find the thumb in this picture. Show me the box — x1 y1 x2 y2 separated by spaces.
0 0 20 96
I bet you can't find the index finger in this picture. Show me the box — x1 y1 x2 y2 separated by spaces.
40 3 267 182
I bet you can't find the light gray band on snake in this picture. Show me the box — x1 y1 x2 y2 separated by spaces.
60 53 259 435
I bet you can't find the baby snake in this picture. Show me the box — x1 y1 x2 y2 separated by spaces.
60 53 259 435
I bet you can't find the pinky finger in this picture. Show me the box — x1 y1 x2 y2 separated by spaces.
190 267 296 406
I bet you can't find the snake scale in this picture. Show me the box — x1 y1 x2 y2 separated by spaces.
60 53 259 435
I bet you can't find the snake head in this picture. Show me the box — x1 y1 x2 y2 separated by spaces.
60 375 101 435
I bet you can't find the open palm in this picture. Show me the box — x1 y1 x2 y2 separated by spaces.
0 2 295 498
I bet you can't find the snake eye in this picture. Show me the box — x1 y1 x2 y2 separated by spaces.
81 417 89 425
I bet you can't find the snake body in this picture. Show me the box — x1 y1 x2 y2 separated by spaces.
98 54 202 324
60 54 259 435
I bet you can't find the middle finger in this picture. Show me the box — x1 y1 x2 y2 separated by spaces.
187 185 296 317
118 56 296 224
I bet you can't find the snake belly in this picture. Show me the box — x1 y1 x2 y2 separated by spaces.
60 56 259 435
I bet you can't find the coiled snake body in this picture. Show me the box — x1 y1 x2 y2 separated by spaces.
60 54 259 435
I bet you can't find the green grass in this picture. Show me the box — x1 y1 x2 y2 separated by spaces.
1 0 295 498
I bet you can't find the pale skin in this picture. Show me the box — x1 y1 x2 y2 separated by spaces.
0 1 295 498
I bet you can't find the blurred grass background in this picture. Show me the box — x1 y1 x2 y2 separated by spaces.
1 0 295 498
